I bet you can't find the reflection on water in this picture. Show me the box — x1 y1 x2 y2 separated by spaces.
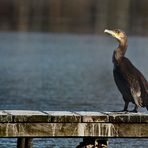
0 32 148 147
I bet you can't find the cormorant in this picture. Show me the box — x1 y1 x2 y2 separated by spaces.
104 29 148 112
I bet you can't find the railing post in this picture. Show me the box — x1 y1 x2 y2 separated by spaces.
17 138 33 148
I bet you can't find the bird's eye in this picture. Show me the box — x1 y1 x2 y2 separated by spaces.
115 30 120 34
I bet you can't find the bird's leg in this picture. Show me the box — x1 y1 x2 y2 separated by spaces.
122 101 129 112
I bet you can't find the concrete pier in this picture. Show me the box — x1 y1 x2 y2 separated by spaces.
0 110 148 147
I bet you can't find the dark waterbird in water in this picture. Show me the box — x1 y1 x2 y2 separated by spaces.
104 29 148 112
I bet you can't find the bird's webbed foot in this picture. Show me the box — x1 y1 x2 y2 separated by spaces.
129 109 138 113
121 109 128 112
110 109 128 113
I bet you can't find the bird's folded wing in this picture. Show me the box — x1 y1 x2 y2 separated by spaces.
129 77 142 107
120 57 147 107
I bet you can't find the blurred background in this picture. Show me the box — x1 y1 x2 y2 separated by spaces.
0 0 148 35
0 0 148 147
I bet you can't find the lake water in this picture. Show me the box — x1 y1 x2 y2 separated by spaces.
0 32 148 147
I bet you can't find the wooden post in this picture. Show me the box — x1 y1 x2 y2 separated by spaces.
17 138 33 148
76 137 108 148
25 138 33 148
17 138 25 148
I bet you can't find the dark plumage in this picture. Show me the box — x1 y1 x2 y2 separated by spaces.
104 29 148 112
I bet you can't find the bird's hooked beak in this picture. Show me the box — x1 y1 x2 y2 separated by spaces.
104 29 120 40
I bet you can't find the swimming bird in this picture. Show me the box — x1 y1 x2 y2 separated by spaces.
104 29 148 112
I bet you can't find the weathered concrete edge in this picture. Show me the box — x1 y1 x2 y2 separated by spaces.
74 111 109 123
0 110 148 123
0 123 148 137
104 112 148 123
0 110 110 123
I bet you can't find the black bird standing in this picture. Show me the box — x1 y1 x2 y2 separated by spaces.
104 29 148 112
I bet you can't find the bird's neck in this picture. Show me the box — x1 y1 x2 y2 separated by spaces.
113 39 127 64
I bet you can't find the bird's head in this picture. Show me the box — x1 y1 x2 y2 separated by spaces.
104 29 127 44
